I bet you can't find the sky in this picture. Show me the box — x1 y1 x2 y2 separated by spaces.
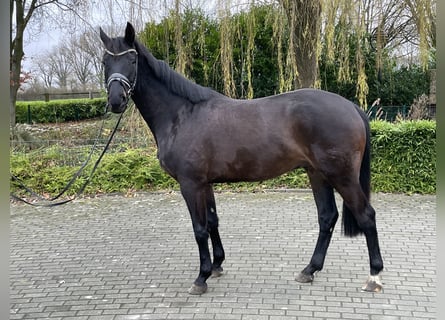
23 31 61 71
21 0 221 72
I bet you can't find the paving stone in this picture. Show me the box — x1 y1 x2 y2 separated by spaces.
10 191 436 319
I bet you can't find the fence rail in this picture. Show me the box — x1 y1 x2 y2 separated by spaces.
17 91 103 102
367 105 436 121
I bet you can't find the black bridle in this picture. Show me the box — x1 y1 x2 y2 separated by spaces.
104 48 138 110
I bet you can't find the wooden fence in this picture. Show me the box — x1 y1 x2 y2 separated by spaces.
17 91 103 102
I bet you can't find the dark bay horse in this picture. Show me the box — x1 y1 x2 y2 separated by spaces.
100 22 383 295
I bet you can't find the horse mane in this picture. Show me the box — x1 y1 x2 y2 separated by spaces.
134 40 216 104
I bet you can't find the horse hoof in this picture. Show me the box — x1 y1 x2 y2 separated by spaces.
211 267 224 278
362 275 383 293
188 283 207 295
295 272 314 283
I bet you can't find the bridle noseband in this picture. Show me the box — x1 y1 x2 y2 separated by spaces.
104 48 138 108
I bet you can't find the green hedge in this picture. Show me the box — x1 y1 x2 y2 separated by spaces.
10 120 436 196
16 98 107 123
370 120 436 194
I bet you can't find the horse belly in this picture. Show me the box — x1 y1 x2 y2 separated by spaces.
204 111 309 182
209 143 308 183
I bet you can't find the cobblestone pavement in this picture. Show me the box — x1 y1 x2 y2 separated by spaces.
10 191 436 320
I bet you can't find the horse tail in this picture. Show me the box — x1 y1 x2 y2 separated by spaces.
342 104 371 237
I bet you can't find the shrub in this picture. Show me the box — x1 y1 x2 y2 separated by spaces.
370 120 436 193
16 98 107 124
89 149 177 193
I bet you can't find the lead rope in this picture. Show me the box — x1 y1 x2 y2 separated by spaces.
11 47 138 207
10 110 125 207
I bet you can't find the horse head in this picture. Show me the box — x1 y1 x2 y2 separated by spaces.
100 22 138 113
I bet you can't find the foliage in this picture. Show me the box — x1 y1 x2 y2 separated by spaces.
138 3 431 106
407 94 431 120
140 5 281 98
370 120 436 193
10 147 178 197
382 65 430 106
15 98 107 124
89 149 177 193
319 30 431 107
10 121 436 197
231 5 282 97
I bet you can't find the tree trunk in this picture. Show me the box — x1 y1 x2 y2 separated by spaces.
10 34 23 128
10 0 26 128
10 35 23 128
280 0 321 89
10 82 19 128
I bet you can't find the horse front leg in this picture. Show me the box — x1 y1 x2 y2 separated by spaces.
204 184 225 278
180 181 213 295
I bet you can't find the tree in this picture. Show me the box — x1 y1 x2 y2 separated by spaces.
35 55 54 88
402 0 436 68
10 0 85 128
65 35 93 90
140 4 280 99
47 46 72 89
78 30 105 89
278 0 321 89
321 0 435 107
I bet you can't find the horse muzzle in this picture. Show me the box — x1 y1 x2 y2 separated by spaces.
107 82 129 113
106 73 134 113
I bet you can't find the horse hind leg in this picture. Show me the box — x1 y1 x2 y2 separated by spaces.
337 183 384 292
296 170 339 283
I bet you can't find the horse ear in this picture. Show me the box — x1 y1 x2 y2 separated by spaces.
99 27 111 48
125 22 135 45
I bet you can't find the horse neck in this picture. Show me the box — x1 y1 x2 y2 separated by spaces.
130 46 222 146
131 70 190 145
